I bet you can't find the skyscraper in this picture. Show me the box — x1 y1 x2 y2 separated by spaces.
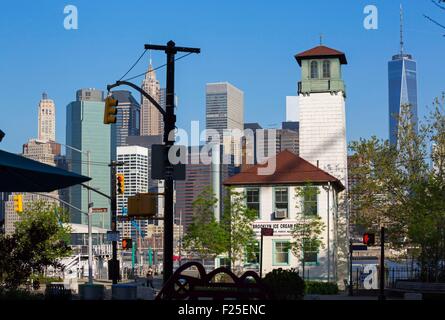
38 92 56 142
110 90 140 161
388 5 418 146
116 146 149 240
66 88 111 229
5 93 61 235
206 82 244 135
141 63 162 136
206 82 244 156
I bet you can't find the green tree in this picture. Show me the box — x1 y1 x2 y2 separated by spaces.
183 187 228 263
183 187 257 273
0 201 72 290
349 95 445 279
221 187 257 272
290 185 325 279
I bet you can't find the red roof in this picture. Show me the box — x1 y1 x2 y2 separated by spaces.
223 150 344 191
295 45 347 66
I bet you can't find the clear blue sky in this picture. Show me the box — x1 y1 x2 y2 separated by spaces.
0 0 444 153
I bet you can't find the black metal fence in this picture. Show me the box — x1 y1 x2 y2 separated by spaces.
352 265 445 292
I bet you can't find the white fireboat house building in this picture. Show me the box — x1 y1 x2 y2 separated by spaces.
224 150 345 282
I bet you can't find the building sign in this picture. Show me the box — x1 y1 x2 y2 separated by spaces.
252 221 297 236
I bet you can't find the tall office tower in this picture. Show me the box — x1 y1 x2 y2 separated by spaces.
243 123 263 167
280 121 299 155
66 89 111 229
22 139 61 166
175 147 212 231
295 45 348 188
206 82 244 156
5 92 63 235
38 92 56 142
116 146 149 241
243 122 299 166
141 63 162 136
388 5 418 147
126 135 163 190
175 146 235 231
110 90 141 161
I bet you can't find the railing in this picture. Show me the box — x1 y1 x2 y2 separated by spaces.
298 80 346 95
70 244 112 256
351 265 445 293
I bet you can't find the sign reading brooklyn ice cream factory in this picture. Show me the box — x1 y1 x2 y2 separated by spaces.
252 221 297 235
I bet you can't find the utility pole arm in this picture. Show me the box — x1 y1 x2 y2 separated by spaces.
107 80 166 119
80 183 112 200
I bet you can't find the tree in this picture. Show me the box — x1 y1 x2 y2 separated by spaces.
183 187 257 274
349 95 445 280
183 187 228 263
0 201 72 290
290 185 326 279
221 187 257 272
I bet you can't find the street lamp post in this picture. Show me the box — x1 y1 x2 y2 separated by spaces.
63 144 94 285
37 140 94 285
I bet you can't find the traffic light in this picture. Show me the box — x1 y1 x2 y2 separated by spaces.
122 238 132 250
363 232 375 246
103 96 118 124
117 174 125 194
13 194 23 213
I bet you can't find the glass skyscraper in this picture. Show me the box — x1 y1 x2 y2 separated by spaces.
110 90 140 161
388 6 418 147
66 89 111 229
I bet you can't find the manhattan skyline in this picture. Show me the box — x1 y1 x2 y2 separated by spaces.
0 0 444 153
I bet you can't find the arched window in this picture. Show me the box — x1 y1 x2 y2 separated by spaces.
310 61 319 79
322 60 331 78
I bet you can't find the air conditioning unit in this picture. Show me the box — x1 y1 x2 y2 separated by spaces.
275 208 287 219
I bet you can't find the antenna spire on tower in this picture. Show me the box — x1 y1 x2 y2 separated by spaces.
400 4 404 55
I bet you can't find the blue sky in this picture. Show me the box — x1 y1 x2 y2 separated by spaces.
0 0 444 153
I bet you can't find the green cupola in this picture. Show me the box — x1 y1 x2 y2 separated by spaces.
295 45 347 96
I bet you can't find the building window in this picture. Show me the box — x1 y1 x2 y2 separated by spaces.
322 60 331 78
273 240 290 266
310 61 319 79
303 187 318 216
246 188 260 217
245 240 260 265
274 187 288 216
303 239 318 264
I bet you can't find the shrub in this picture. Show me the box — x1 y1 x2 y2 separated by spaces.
0 288 44 300
262 268 304 300
305 281 338 295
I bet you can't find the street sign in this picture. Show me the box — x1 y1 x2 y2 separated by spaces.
351 244 368 251
261 227 274 236
92 207 107 213
107 230 120 242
